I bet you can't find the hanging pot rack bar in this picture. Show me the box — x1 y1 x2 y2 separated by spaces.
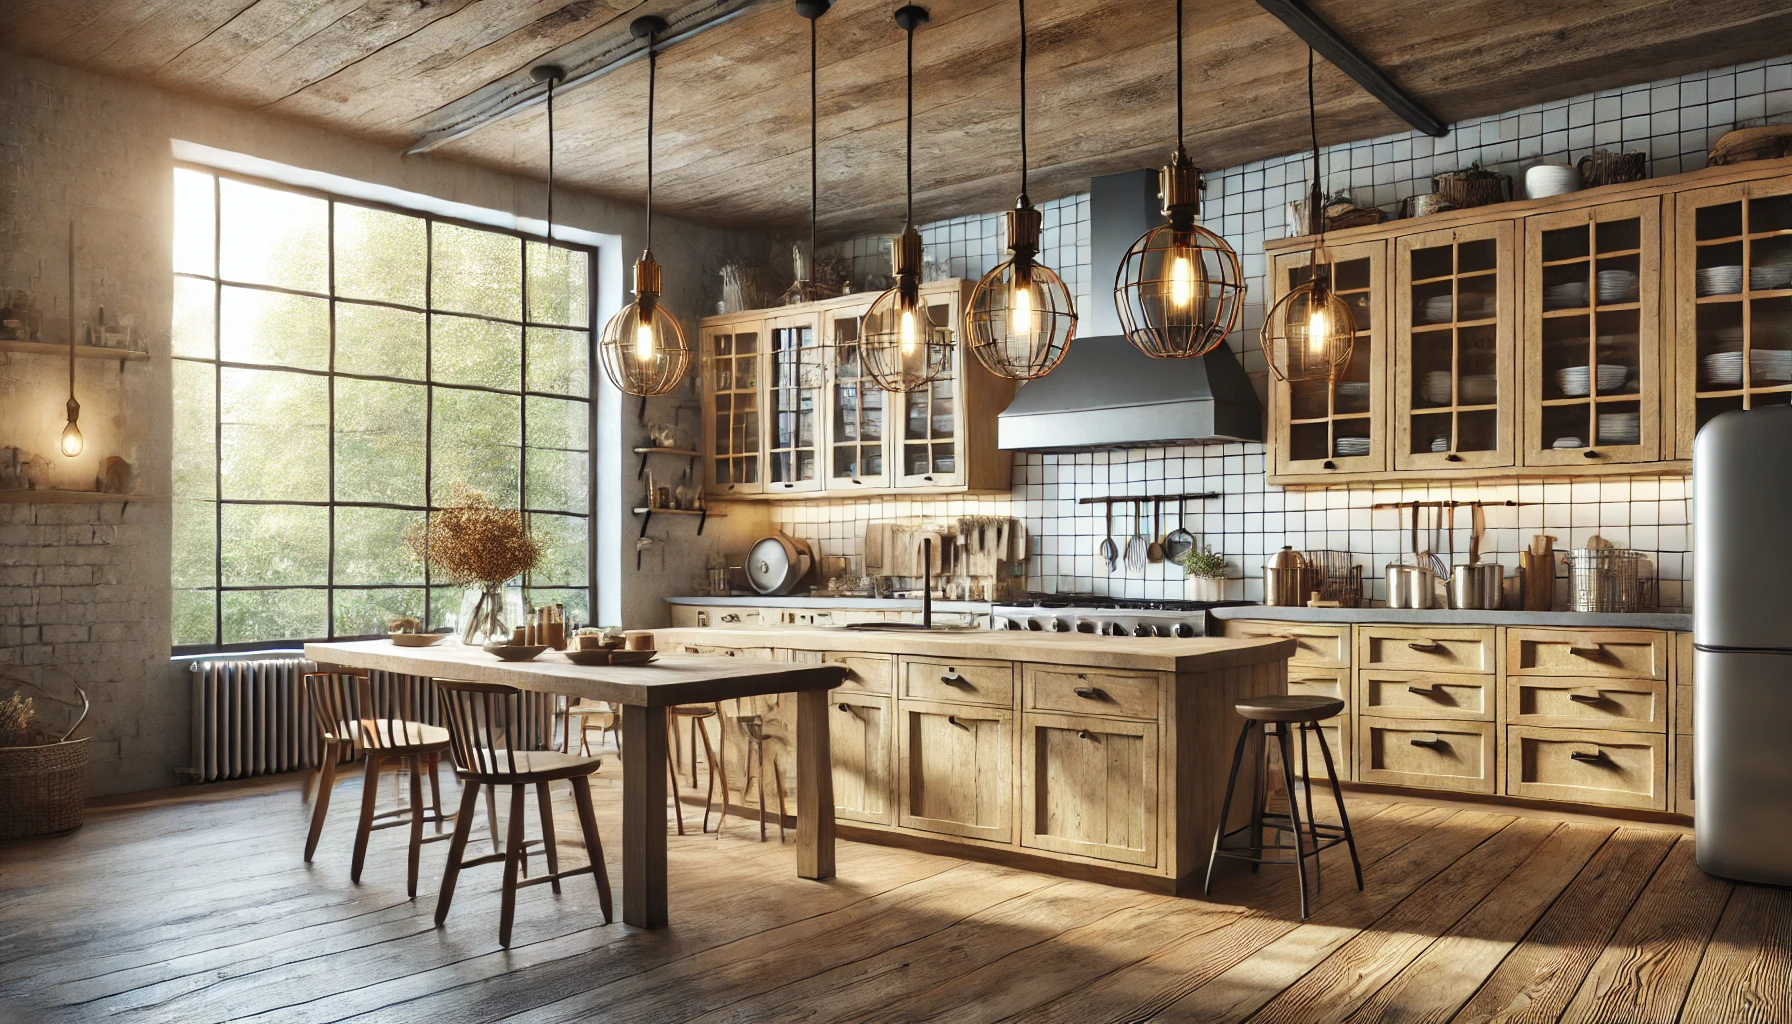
1077 491 1220 506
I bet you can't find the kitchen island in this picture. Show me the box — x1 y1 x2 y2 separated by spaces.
650 627 1296 892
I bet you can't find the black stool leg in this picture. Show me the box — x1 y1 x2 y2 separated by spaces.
1300 722 1320 897
1275 724 1310 919
1314 720 1363 891
1250 724 1267 874
1204 718 1256 896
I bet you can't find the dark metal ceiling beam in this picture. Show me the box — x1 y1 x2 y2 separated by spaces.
1256 0 1449 138
404 0 771 156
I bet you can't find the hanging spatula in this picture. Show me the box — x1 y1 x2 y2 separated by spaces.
1164 499 1195 562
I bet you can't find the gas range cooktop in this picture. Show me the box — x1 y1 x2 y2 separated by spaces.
990 595 1255 637
1001 593 1253 613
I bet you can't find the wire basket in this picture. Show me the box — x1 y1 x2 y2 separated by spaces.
0 737 88 839
1304 550 1365 608
1564 548 1647 613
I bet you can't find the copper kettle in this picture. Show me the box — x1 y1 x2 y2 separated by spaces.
1263 546 1312 607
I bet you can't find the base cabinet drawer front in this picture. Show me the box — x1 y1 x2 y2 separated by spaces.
1025 667 1161 721
1358 627 1497 674
826 652 895 695
1020 713 1158 866
832 694 896 825
1268 717 1352 784
1507 726 1667 811
900 657 1016 707
676 643 777 660
1359 670 1493 721
1288 668 1351 710
1223 621 1352 667
1675 733 1695 815
898 700 1013 843
1507 628 1667 680
1358 717 1497 794
1507 677 1668 733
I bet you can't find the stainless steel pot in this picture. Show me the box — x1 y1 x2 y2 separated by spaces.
1449 563 1506 610
1264 547 1312 607
1386 564 1439 609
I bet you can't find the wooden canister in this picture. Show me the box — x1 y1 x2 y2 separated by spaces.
1520 548 1554 611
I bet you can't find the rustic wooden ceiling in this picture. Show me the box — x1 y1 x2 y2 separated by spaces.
5 0 1790 236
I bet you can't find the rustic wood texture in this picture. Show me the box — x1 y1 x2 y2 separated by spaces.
4 773 1761 1024
5 1 1791 231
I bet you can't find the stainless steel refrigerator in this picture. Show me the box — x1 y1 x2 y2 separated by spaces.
1694 405 1792 884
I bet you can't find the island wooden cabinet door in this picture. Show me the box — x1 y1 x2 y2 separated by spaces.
1020 713 1158 867
1269 240 1389 480
831 692 895 826
897 698 1012 843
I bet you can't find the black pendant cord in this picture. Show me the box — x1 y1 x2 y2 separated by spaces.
646 37 657 252
1309 46 1323 251
1174 0 1183 148
810 14 818 266
905 19 914 227
545 75 555 242
1017 0 1028 199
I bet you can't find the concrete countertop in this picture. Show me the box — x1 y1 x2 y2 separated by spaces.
665 596 994 612
1209 605 1693 632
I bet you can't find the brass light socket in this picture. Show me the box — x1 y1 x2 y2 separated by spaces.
1159 143 1204 229
634 251 663 300
891 226 923 278
1005 200 1042 262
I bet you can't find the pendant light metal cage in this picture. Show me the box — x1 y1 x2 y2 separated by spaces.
965 0 1077 380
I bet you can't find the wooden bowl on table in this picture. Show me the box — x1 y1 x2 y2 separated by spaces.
482 643 548 662
389 632 447 648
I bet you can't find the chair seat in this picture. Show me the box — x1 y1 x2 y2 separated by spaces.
324 718 452 753
454 749 605 784
671 704 717 719
1235 695 1345 723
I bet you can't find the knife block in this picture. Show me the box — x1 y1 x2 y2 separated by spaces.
1519 550 1554 611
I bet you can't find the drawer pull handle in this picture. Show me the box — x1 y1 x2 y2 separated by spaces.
947 715 970 730
1077 729 1095 740
1073 686 1105 701
1407 641 1444 653
1409 734 1445 749
1568 690 1605 704
721 613 741 623
1570 748 1608 764
1407 684 1443 697
940 672 968 687
1568 644 1604 658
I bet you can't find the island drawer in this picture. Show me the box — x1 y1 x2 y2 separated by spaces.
1359 670 1493 721
825 652 895 695
900 657 1015 707
1358 717 1496 794
1357 627 1497 675
1506 676 1667 733
1024 667 1159 721
1506 628 1667 680
1286 667 1351 710
1221 621 1352 667
1506 726 1667 811
1267 716 1352 784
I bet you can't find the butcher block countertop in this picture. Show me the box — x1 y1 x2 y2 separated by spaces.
648 626 1296 674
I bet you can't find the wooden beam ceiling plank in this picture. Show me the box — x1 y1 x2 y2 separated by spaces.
150 0 372 92
228 0 483 111
84 0 265 78
0 1 136 60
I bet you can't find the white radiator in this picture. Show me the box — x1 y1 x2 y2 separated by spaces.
182 657 554 783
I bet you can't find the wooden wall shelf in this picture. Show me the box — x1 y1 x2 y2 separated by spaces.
0 340 149 362
0 489 160 504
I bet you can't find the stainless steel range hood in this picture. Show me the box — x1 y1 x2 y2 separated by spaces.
997 169 1262 452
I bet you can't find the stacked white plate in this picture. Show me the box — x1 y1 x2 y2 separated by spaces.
1336 380 1371 399
1421 370 1454 405
1557 365 1592 397
1552 436 1586 449
1460 374 1498 404
1334 436 1371 457
1598 412 1641 444
1698 265 1744 296
1707 324 1745 345
1422 295 1454 323
1526 164 1581 199
1750 265 1792 290
1750 349 1792 382
1597 269 1639 303
1703 351 1745 387
1429 436 1451 453
1598 364 1631 391
1544 280 1590 309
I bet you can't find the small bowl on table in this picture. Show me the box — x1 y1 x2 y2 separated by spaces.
483 643 548 662
609 650 660 667
563 648 615 666
389 632 448 648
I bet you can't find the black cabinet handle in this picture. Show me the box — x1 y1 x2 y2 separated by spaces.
947 715 970 730
1570 749 1607 764
1567 691 1604 704
1409 734 1445 749
1583 449 1600 459
1407 640 1444 652
1077 729 1095 740
837 702 854 714
940 671 967 687
1322 459 1337 470
1445 453 1462 463
1073 686 1105 701
923 474 935 482
1407 683 1442 696
1569 644 1603 658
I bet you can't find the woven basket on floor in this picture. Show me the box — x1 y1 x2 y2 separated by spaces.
0 737 88 839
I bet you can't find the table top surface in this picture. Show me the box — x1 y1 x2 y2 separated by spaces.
303 639 847 706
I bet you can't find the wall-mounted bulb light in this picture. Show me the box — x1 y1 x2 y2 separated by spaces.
62 220 83 458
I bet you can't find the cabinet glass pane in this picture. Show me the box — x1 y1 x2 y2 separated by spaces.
830 316 884 480
1690 192 1792 435
1405 237 1504 457
768 323 819 485
710 331 760 485
1537 217 1645 451
1283 255 1375 461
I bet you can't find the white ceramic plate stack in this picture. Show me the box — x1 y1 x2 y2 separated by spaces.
1749 264 1792 290
1429 436 1451 453
1598 411 1641 445
1544 280 1589 309
1422 295 1454 324
1460 375 1498 404
1697 265 1744 296
1334 436 1371 457
1557 365 1592 397
1703 351 1744 387
1750 349 1792 383
1526 164 1581 199
1552 436 1585 449
1598 364 1631 391
1336 380 1371 399
1597 269 1639 303
1421 371 1454 405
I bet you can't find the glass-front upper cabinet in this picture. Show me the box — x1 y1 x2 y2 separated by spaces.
824 304 889 489
1393 221 1516 472
701 319 762 496
764 313 824 494
1673 179 1792 459
1269 240 1386 479
1523 198 1660 467
897 297 963 488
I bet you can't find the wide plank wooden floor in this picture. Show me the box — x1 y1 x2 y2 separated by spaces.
2 749 1787 1024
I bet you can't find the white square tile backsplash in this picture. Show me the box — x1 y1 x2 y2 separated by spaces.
792 54 1792 610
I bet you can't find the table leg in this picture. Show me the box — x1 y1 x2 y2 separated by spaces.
621 703 669 928
795 688 835 881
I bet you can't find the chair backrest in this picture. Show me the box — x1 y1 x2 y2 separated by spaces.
436 680 530 777
303 669 372 747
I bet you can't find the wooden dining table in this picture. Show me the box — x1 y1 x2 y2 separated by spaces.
303 639 847 929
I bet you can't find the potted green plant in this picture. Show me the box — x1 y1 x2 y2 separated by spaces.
1178 544 1229 602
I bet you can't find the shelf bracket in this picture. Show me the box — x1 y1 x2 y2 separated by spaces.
637 449 650 480
696 507 709 536
637 507 653 570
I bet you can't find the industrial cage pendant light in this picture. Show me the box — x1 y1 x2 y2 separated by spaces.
599 16 693 398
964 0 1077 380
1262 48 1355 383
860 4 953 394
1112 0 1244 360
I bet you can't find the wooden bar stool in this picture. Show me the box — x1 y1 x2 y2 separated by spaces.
435 680 612 947
301 668 455 897
732 711 786 843
669 704 727 835
562 699 619 756
1204 695 1362 919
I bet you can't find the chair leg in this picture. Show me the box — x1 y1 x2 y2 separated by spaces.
485 784 501 853
304 739 339 862
773 761 788 843
689 716 701 789
1300 723 1320 898
500 784 527 947
667 724 686 835
537 781 562 894
1250 725 1267 875
1204 718 1255 896
570 775 613 924
434 780 483 926
697 718 719 834
1275 726 1310 920
1314 721 1363 891
427 754 445 833
407 755 425 898
712 704 729 839
351 753 382 883
756 739 768 842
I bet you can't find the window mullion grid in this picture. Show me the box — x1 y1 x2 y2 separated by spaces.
423 218 435 631
211 173 224 648
326 199 337 641
520 234 531 606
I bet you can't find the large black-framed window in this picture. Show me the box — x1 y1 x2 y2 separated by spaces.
170 166 595 652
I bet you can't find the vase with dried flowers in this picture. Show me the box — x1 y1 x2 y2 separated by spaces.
404 485 542 645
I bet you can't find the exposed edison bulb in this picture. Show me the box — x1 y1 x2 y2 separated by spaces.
1011 280 1035 336
61 420 83 458
1168 252 1195 309
1306 303 1332 356
634 319 657 363
899 305 918 356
